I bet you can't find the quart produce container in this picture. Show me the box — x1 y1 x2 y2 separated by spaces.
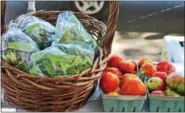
148 94 185 112
140 62 185 112
101 92 147 112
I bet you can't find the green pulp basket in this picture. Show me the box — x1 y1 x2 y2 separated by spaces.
101 93 147 112
148 94 185 112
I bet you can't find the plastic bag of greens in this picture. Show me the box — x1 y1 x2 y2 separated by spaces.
9 14 55 49
28 45 93 77
53 11 99 55
52 42 95 60
1 28 40 71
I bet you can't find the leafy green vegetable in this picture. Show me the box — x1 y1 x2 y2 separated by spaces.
4 12 98 77
27 12 98 77
9 14 55 49
1 28 40 71
28 45 93 77
52 42 94 60
2 49 17 65
52 11 99 55
8 41 39 51
25 23 53 49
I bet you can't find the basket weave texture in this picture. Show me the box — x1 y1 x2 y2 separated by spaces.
1 1 119 112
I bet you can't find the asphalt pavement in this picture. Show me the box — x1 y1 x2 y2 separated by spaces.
111 31 165 61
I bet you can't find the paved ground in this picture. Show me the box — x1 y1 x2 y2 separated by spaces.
111 31 165 61
112 2 184 61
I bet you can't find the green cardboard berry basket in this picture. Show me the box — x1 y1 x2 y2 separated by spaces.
101 92 147 112
99 61 147 112
137 63 185 112
140 74 184 112
148 94 185 112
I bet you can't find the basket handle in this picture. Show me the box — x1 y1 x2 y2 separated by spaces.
101 1 119 56
1 1 119 54
1 1 7 35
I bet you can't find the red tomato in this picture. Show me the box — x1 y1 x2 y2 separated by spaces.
100 72 120 94
140 62 157 77
118 61 136 73
152 71 167 83
107 55 125 68
157 60 176 75
121 73 138 85
138 57 153 68
104 67 122 77
120 78 146 95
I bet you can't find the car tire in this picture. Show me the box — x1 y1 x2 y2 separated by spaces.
71 1 109 24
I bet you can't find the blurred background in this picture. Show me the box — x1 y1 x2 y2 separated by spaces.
5 1 184 61
1 1 184 112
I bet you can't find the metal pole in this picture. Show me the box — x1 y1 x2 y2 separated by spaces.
28 1 36 13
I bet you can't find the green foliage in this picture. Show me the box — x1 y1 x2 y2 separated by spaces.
28 46 93 77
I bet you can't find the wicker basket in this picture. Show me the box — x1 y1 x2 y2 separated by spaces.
1 1 119 112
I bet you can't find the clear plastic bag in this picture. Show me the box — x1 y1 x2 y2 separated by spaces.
1 28 40 71
52 11 99 54
9 14 55 49
28 43 94 77
52 42 95 60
